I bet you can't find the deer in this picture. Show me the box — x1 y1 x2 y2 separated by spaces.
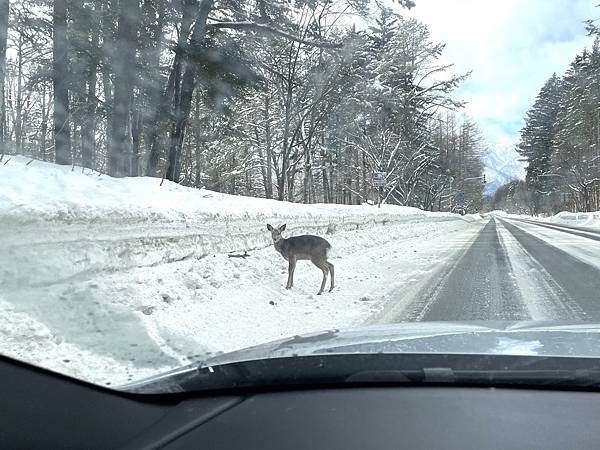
266 224 335 295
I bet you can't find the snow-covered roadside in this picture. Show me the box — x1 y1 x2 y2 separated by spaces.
2 156 464 288
548 211 600 229
491 210 600 230
0 157 484 386
1 219 482 386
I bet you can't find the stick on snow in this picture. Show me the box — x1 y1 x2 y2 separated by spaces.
228 251 250 259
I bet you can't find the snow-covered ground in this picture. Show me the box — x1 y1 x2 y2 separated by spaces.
0 156 484 386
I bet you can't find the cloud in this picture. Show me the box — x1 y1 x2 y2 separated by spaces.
401 0 597 190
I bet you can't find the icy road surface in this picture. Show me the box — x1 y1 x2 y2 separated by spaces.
377 216 600 323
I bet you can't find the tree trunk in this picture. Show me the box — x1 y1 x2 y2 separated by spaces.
81 7 99 169
131 108 142 176
321 149 330 203
278 84 293 201
81 75 98 168
0 0 8 156
192 92 203 187
145 68 176 176
165 0 214 182
53 0 72 165
39 84 48 160
109 0 141 177
254 122 269 196
287 164 296 202
15 31 22 153
100 2 113 169
264 95 273 199
140 0 166 175
361 150 367 201
147 0 198 177
303 145 313 203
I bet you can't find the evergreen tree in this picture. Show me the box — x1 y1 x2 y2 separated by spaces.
517 73 562 213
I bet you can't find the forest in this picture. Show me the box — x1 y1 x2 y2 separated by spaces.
491 21 600 215
0 0 485 211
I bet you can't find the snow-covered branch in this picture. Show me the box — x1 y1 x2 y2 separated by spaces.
206 21 343 49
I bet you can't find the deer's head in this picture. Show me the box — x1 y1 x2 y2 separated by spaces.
266 223 286 243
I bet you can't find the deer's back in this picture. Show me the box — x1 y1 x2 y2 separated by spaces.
278 235 331 261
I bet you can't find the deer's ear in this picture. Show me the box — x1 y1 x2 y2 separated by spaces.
267 224 273 231
279 224 287 231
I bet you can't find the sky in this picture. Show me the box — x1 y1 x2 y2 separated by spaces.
401 0 598 191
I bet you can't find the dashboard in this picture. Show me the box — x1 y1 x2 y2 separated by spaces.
2 355 600 449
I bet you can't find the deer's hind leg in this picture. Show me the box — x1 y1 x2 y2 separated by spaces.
327 262 334 292
312 259 329 295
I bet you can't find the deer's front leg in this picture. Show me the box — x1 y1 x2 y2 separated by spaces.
286 257 296 289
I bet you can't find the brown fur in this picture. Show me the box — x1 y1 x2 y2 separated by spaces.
267 224 335 294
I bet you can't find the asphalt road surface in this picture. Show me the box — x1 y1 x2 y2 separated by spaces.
397 216 600 322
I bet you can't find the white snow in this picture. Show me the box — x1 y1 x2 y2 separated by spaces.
548 211 600 229
482 146 526 195
0 156 484 386
500 210 600 230
493 337 542 356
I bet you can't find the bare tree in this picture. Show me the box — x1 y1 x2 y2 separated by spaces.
0 0 8 156
80 1 101 169
108 0 141 177
53 0 71 165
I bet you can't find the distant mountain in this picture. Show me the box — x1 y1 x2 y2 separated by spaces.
482 145 527 196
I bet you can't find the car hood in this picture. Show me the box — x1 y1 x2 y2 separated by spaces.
120 321 600 392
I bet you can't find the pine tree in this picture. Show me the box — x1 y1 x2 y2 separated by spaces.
552 43 600 211
517 73 562 213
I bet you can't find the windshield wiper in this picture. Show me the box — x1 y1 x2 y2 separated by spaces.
197 362 600 389
121 353 600 394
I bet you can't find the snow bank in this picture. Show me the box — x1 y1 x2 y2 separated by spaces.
1 155 451 226
485 210 509 217
496 210 600 229
548 211 600 229
1 156 462 289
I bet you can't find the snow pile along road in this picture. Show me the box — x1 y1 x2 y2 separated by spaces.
3 156 465 288
0 156 484 386
548 211 600 229
497 210 600 230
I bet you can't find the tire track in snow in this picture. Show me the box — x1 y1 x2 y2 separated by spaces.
500 219 600 320
370 219 492 323
400 218 528 322
495 220 585 320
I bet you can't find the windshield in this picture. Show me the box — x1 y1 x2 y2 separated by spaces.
1 0 600 391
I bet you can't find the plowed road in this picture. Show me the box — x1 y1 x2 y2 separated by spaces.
396 216 600 322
